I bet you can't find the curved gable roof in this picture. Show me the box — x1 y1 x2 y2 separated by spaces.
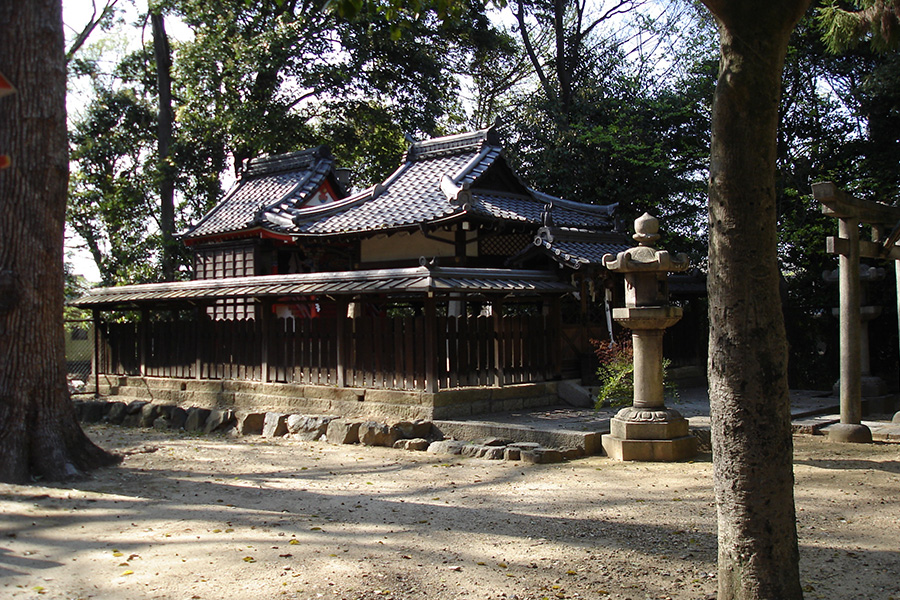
183 147 338 241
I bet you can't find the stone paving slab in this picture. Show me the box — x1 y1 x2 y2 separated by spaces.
441 387 897 454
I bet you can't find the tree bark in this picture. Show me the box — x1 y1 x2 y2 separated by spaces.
700 1 810 599
152 11 176 282
0 0 119 483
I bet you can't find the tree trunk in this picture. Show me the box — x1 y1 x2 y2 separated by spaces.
0 0 119 483
152 11 176 282
700 1 810 599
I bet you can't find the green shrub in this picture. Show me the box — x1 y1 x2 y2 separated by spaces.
593 335 679 408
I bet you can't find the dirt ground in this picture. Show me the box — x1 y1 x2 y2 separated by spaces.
1 425 898 600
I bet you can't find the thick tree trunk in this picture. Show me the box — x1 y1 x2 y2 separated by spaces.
0 0 119 483
152 11 176 282
700 1 810 599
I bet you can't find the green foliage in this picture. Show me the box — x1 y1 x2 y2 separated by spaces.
593 336 679 408
67 0 512 284
818 0 900 53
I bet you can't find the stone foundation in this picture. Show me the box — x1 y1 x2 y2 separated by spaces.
93 375 560 422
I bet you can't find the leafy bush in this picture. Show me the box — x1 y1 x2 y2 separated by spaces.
593 335 679 408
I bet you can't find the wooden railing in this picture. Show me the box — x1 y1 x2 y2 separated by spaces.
98 313 560 391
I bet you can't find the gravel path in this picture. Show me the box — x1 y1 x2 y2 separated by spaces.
1 426 898 600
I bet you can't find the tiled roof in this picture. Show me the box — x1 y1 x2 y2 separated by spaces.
183 128 619 243
183 147 337 240
281 128 617 237
73 266 573 308
523 227 632 269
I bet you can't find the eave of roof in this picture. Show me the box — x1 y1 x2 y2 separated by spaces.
510 227 632 270
73 266 574 309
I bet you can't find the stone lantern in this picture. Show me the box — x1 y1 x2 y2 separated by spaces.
600 213 697 461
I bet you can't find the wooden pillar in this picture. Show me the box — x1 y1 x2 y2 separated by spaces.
260 300 270 383
549 295 562 380
493 298 504 387
139 308 149 377
92 309 101 398
194 306 202 380
336 297 349 388
424 295 438 393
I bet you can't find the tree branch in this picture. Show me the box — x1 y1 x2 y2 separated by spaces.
66 0 120 63
514 0 556 103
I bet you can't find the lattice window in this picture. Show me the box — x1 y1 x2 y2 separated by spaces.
194 245 256 279
479 233 532 257
207 298 255 320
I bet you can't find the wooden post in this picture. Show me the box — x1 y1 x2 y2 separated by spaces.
549 295 562 380
194 306 202 380
92 309 101 398
424 295 438 393
260 300 270 383
139 308 149 377
493 298 504 387
336 297 349 388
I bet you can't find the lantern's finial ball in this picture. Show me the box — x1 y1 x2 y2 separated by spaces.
633 213 660 245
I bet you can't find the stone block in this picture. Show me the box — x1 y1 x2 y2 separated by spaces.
288 415 336 440
561 447 584 460
106 402 127 425
601 434 697 461
481 446 505 460
204 409 235 434
235 412 265 436
80 401 107 424
262 413 288 438
503 447 521 461
169 406 188 430
140 403 162 428
125 400 148 415
359 421 394 446
426 440 467 455
461 444 484 458
507 442 541 450
185 407 211 432
520 448 563 464
610 416 689 440
326 419 361 445
393 438 430 451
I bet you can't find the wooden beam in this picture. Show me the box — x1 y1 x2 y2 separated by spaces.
814 181 900 226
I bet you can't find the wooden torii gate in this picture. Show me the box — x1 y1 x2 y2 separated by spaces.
813 181 900 442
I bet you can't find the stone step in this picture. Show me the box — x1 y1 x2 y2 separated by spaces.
433 419 606 456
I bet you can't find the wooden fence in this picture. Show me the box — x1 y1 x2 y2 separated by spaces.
98 313 560 391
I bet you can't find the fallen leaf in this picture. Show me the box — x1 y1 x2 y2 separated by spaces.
243 556 256 563
121 570 134 576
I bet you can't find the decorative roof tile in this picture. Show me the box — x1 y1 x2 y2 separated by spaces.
513 226 631 269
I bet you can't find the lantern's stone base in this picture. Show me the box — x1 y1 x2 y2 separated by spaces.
601 408 697 461
827 422 873 443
